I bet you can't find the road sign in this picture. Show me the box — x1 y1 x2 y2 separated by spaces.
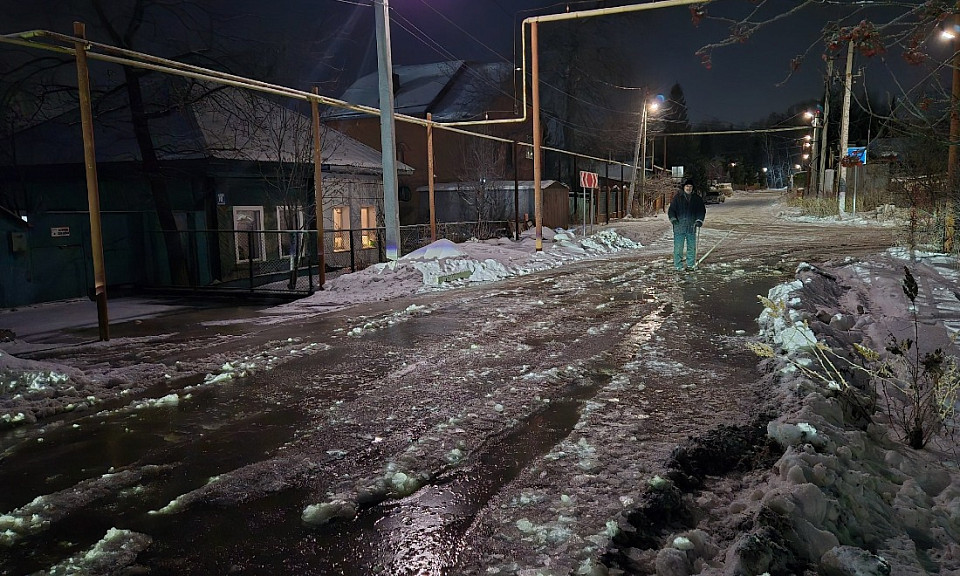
846 146 867 165
579 171 599 189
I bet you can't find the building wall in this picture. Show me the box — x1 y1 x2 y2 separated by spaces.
417 183 569 229
0 218 31 308
327 116 535 226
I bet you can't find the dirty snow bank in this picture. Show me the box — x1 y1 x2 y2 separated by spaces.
39 527 152 575
268 227 644 314
711 252 960 575
0 351 92 427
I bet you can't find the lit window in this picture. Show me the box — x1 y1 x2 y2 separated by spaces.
360 206 377 249
333 206 350 252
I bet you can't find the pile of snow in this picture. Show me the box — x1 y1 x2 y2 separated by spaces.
39 527 152 575
269 227 643 314
0 351 90 427
734 253 960 575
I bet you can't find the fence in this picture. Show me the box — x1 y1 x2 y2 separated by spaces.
144 221 510 296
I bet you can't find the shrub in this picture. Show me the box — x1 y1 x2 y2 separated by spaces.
752 267 959 449
787 196 839 218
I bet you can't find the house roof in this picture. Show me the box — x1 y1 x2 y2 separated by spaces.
4 77 412 174
332 61 516 122
415 180 567 192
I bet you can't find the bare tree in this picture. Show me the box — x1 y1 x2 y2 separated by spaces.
538 3 637 189
456 134 509 236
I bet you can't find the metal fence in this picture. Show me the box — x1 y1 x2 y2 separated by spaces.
145 221 510 296
145 229 319 296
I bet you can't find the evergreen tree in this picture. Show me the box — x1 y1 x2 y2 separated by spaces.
662 83 695 171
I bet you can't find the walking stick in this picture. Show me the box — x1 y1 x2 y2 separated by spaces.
695 226 700 266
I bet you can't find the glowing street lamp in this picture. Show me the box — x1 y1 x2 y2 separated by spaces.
629 94 662 213
942 16 960 250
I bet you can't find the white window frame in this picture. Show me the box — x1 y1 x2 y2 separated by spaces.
360 205 377 249
332 205 350 252
276 206 306 259
232 205 266 263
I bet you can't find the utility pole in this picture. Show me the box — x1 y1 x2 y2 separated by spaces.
818 59 833 199
374 0 400 260
946 11 960 252
427 112 436 243
627 90 646 217
73 22 109 341
531 20 543 252
639 100 649 212
310 87 326 289
808 110 821 197
838 41 855 217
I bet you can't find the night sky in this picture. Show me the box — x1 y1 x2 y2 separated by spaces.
1 0 943 126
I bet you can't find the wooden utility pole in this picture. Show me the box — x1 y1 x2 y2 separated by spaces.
838 41 855 216
310 87 326 289
817 59 833 200
513 142 520 240
946 11 960 252
427 112 436 242
531 20 543 252
73 22 109 341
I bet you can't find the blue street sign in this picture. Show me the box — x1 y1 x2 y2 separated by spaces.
847 146 867 165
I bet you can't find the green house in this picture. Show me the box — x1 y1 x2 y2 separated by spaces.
0 79 411 307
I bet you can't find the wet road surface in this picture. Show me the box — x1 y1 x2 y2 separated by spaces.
0 192 897 574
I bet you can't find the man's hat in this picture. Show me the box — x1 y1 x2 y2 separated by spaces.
683 178 694 187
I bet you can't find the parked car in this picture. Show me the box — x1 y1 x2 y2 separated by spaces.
704 182 732 204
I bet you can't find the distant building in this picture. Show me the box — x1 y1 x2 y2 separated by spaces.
328 61 533 225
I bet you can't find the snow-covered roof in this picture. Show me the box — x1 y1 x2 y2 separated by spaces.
4 77 412 174
333 61 515 122
190 84 412 173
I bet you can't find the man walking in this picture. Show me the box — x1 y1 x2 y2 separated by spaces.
667 178 706 271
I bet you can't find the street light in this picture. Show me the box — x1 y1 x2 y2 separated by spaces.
629 94 661 214
942 16 960 251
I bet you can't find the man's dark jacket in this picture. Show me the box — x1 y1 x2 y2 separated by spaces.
668 190 706 234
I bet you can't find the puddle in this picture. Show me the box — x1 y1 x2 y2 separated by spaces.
0 384 302 575
678 270 788 333
107 383 601 575
303 381 600 575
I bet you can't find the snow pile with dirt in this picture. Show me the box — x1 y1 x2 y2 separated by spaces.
705 251 960 575
269 226 643 313
0 351 93 427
